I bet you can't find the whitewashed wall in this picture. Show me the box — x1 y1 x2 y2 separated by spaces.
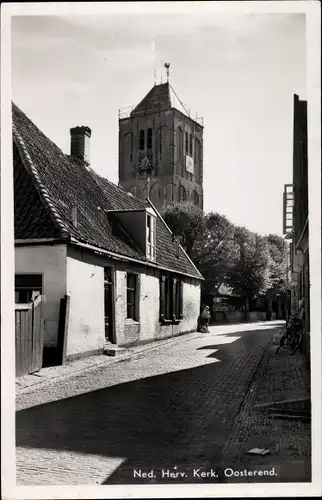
15 244 67 347
116 272 201 346
66 256 104 357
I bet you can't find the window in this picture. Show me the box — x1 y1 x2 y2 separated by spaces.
155 126 163 161
194 138 201 182
176 127 184 162
175 279 183 320
139 129 145 151
185 131 189 155
127 273 138 320
146 213 156 260
192 190 199 206
160 276 183 323
179 185 187 202
147 128 153 150
15 274 42 303
189 134 193 156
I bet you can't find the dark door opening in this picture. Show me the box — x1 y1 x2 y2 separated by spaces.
104 268 115 343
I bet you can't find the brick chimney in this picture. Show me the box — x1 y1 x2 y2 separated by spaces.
70 126 91 165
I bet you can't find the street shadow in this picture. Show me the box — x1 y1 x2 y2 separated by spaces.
16 326 299 485
198 325 282 362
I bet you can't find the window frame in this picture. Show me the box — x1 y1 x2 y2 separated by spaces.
159 275 183 324
15 274 43 304
179 185 187 202
185 131 189 155
126 273 139 321
139 129 145 151
147 128 153 150
146 213 156 261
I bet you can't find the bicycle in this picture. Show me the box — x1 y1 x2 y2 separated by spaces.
276 316 303 356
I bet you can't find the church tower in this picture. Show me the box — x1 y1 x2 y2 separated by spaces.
118 72 203 214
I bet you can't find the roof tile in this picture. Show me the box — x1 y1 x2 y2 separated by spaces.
12 102 202 279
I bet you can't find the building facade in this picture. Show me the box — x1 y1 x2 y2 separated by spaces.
118 82 204 213
13 103 203 367
283 94 310 362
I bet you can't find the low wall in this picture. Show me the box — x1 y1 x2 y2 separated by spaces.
213 310 267 324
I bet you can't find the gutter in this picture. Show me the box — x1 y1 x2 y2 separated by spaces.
69 238 203 281
15 238 64 245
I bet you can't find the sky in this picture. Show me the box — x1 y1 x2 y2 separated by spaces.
11 11 306 236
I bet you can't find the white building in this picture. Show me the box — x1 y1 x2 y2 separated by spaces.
13 103 203 366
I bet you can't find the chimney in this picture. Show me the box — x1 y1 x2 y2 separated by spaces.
70 126 91 165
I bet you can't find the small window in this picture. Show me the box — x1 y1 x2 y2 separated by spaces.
179 185 187 202
156 126 163 161
147 128 153 150
175 279 183 320
127 273 138 320
189 134 193 156
15 274 42 303
139 130 145 151
185 131 189 155
146 213 156 260
160 275 183 322
176 127 184 163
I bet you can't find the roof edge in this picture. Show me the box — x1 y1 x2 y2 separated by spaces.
12 123 70 241
147 198 204 280
70 238 204 280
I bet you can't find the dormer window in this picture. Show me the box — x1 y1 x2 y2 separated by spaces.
146 213 156 260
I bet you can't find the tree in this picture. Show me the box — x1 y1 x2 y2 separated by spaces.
227 227 272 320
163 201 206 258
265 234 290 319
192 212 238 301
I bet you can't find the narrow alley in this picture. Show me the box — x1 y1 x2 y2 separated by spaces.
16 322 310 485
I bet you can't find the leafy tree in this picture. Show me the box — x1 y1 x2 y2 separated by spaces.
227 227 272 320
164 202 290 321
265 234 290 319
192 212 238 300
163 201 206 258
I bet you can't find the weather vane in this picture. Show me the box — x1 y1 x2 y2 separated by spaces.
164 62 170 82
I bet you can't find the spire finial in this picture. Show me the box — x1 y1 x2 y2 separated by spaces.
154 69 157 86
164 62 170 82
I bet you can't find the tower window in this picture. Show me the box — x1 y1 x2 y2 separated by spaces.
179 185 187 202
189 134 193 156
192 190 199 206
147 128 152 150
156 126 163 162
139 130 145 151
195 138 201 183
185 131 189 155
176 127 183 162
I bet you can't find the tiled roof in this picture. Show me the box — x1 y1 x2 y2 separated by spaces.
130 83 171 117
12 102 203 279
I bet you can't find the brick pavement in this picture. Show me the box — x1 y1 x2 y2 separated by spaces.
215 342 311 483
15 321 310 485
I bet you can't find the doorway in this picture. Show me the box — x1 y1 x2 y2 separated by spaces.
104 267 115 343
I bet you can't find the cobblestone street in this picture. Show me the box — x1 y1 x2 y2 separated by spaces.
16 322 311 485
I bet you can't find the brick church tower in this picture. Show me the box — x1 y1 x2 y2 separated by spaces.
118 75 203 214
